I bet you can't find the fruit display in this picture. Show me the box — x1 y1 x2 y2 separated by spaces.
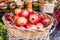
3 8 52 30
0 0 24 9
0 0 55 13
0 0 24 13
2 7 54 40
52 10 60 21
0 22 9 40
2 8 54 40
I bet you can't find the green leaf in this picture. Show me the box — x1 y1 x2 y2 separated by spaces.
0 36 3 40
0 23 3 27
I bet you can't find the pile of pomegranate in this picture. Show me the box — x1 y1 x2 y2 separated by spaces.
4 8 51 30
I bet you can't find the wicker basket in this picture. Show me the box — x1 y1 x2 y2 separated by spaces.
2 13 54 40
39 2 55 13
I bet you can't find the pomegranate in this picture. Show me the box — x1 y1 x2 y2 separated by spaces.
16 17 28 26
36 23 44 29
26 8 33 13
14 15 20 21
4 13 11 21
38 15 43 21
26 8 36 14
58 11 60 14
20 10 29 17
29 13 39 24
42 18 50 25
30 24 37 29
25 23 37 29
30 11 37 14
4 13 10 17
14 8 21 15
5 17 11 21
25 23 31 29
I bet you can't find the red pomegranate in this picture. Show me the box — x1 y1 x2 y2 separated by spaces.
14 15 20 21
16 17 28 26
29 13 39 24
38 15 43 21
36 23 44 29
25 23 31 29
20 10 29 17
30 24 37 29
26 8 33 13
14 8 21 15
42 18 50 25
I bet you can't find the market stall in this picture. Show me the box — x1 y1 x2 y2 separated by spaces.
0 0 60 40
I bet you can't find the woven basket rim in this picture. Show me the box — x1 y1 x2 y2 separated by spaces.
2 13 54 32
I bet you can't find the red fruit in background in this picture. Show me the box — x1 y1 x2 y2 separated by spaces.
29 13 39 24
4 13 12 21
26 8 33 13
36 23 44 29
30 11 37 14
38 15 43 21
5 17 11 21
20 10 29 17
16 17 28 26
58 11 60 14
14 15 20 21
52 13 58 18
14 8 21 15
4 13 10 17
42 18 50 25
26 8 37 15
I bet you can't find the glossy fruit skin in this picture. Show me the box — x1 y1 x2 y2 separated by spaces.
16 17 28 26
26 8 33 13
26 8 37 14
36 23 44 29
4 13 10 17
4 13 12 21
29 13 39 24
19 10 29 17
25 23 37 29
42 18 50 25
14 15 20 21
38 15 43 22
14 8 21 15
30 24 37 29
52 11 60 21
29 11 37 15
25 23 31 29
58 11 60 14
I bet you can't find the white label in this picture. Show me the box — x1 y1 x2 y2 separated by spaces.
42 4 55 13
32 0 37 1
